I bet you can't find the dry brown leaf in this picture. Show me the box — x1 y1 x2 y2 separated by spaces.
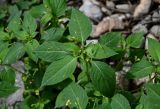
92 15 125 37
133 0 152 18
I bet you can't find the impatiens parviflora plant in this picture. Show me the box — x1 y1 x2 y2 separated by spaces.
35 8 117 108
1 0 160 109
35 8 160 109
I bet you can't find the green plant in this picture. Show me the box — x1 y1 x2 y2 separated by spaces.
1 0 160 109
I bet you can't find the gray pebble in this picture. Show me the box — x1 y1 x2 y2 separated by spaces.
150 25 160 36
106 1 115 9
132 24 148 34
80 0 103 21
152 11 160 22
116 4 130 12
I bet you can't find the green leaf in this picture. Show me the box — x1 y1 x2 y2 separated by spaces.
0 81 17 98
139 95 151 109
126 57 154 79
146 83 160 102
99 32 121 48
136 104 146 109
22 12 37 38
0 48 9 63
0 9 6 19
8 5 21 21
41 27 65 41
96 104 111 109
0 42 9 62
63 43 80 53
56 82 88 109
118 91 137 106
29 4 46 18
126 32 144 48
25 39 39 62
0 41 9 51
111 94 131 109
90 61 116 97
0 105 6 109
3 42 25 64
140 83 160 109
35 41 69 62
0 31 10 40
69 9 92 43
43 0 66 17
0 67 15 84
41 56 77 86
129 48 145 62
78 71 88 84
17 1 33 10
15 31 28 40
86 43 117 59
84 83 95 95
148 38 160 62
41 12 52 25
8 14 21 33
135 104 144 109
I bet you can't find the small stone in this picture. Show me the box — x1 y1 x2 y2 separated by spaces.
134 73 155 86
80 0 103 21
132 24 148 34
141 15 151 24
106 1 115 9
101 7 112 15
145 15 151 21
122 61 131 73
86 39 98 45
152 11 160 22
116 4 130 12
0 0 6 5
91 15 125 37
133 0 152 18
150 25 160 36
